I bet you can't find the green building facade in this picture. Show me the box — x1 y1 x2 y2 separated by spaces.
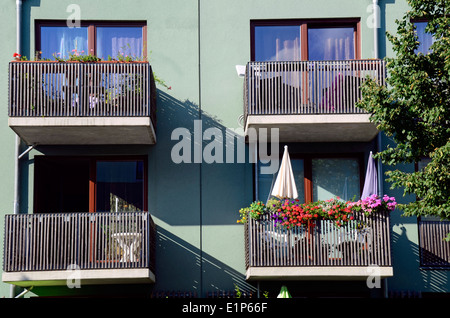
0 0 448 298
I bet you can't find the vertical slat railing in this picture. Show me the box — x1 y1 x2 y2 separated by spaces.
3 212 154 273
8 61 153 120
418 219 450 267
244 59 385 121
245 210 391 269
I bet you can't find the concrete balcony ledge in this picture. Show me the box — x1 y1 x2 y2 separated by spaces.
9 116 156 145
246 266 393 281
245 113 378 142
2 268 156 287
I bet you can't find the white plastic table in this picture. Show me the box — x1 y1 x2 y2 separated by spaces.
111 232 141 262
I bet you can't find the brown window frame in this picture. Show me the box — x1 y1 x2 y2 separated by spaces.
35 20 147 59
292 153 365 203
34 155 148 214
250 18 361 61
258 153 364 204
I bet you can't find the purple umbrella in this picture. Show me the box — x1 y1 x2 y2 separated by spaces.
361 151 378 199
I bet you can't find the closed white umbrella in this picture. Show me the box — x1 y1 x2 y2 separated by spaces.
271 145 298 199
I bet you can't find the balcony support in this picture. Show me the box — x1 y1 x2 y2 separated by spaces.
17 144 36 159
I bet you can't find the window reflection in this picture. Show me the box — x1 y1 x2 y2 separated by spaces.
258 157 360 203
254 25 301 61
40 26 88 59
96 161 144 212
96 27 144 60
414 21 434 54
258 159 305 203
308 27 355 61
312 158 360 202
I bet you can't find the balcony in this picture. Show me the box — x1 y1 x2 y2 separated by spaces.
8 61 157 145
418 218 450 268
243 60 386 142
2 212 156 287
245 211 393 280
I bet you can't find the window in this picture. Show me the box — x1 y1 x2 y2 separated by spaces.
308 27 355 60
96 26 144 60
251 19 359 61
36 21 147 60
40 26 88 59
34 156 147 213
311 158 360 201
258 155 362 204
254 25 301 61
96 160 145 212
414 21 434 54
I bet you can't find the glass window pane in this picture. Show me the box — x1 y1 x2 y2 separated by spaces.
415 21 434 54
96 161 144 212
40 26 88 59
292 159 305 203
258 159 305 203
96 27 144 60
308 27 355 60
254 25 301 61
312 158 360 201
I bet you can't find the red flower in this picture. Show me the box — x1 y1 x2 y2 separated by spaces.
13 52 21 58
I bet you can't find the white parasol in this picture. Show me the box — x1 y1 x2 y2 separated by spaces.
271 146 298 199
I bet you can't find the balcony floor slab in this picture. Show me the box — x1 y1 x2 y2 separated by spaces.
245 114 378 142
246 266 393 281
9 117 156 145
2 268 156 287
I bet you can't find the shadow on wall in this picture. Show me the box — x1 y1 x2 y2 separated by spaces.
27 225 257 298
152 226 256 297
149 90 253 226
390 225 450 295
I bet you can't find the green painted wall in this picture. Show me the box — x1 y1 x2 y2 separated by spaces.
0 0 22 298
0 0 448 298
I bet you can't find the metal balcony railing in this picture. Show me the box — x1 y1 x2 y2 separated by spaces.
8 61 156 125
418 219 450 267
244 59 386 121
245 211 391 269
3 212 156 273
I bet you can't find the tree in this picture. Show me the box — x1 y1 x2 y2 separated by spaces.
357 0 450 235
